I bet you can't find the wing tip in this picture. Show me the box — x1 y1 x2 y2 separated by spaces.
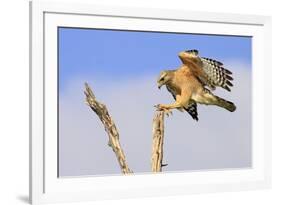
184 104 199 121
185 49 199 56
191 114 199 121
202 57 223 66
226 80 233 87
224 69 232 75
226 75 233 81
224 86 231 92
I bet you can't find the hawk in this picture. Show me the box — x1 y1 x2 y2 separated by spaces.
156 50 236 121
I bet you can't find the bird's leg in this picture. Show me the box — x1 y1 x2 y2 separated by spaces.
157 103 182 110
156 92 191 117
155 104 172 116
156 102 182 117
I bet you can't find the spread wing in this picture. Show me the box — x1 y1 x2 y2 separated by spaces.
166 85 198 121
180 50 234 92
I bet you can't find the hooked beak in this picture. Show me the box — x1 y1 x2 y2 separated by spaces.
158 83 163 89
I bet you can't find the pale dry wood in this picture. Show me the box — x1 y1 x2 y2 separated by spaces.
84 83 133 174
151 111 166 172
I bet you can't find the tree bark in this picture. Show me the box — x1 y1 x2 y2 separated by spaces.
151 111 165 172
84 83 133 174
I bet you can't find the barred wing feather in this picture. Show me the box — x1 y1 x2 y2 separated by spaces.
200 57 233 91
184 50 234 92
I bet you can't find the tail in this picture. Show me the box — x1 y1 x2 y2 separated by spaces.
216 96 236 112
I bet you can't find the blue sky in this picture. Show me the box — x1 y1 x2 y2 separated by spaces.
58 27 252 92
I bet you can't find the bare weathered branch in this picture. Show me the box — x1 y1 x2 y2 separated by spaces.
151 111 165 172
84 83 133 174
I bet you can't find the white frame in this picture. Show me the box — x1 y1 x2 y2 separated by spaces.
30 1 272 204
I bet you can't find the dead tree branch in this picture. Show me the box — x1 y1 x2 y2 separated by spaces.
84 83 133 174
151 111 165 172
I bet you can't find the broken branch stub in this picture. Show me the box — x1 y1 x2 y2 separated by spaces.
151 111 165 172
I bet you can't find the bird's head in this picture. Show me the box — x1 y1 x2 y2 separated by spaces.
157 70 172 89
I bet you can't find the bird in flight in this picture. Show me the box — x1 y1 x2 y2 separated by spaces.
156 50 236 121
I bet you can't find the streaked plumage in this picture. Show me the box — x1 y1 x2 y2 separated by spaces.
157 50 236 121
